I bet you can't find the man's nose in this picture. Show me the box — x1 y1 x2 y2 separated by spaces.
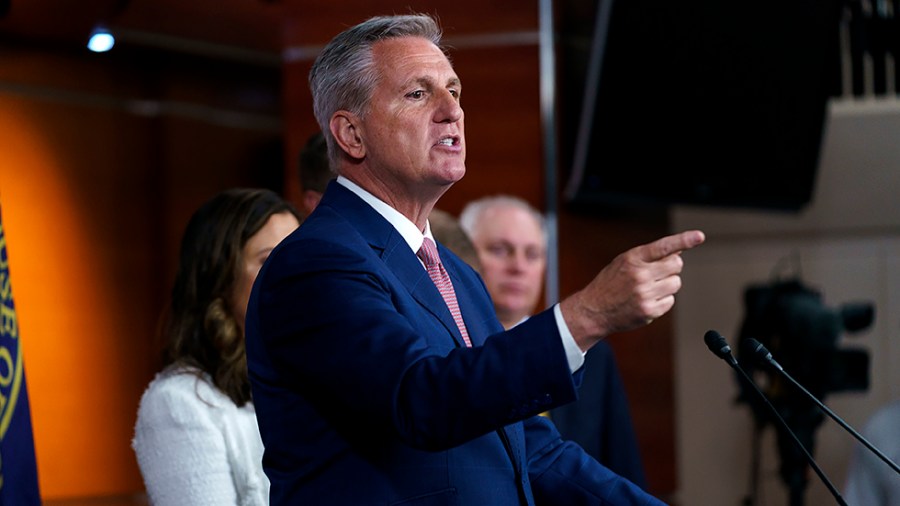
435 90 462 123
506 251 527 272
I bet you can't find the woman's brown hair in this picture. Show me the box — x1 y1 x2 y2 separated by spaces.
163 188 300 406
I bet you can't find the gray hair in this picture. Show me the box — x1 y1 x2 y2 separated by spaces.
459 195 546 242
309 14 443 168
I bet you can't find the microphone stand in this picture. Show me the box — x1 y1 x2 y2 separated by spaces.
704 331 848 506
744 338 900 476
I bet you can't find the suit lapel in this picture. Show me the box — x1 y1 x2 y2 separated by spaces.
322 182 468 349
383 239 468 348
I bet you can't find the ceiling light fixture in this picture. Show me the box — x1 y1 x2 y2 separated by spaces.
87 28 116 53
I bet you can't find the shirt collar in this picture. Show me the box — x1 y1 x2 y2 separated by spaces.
336 176 433 253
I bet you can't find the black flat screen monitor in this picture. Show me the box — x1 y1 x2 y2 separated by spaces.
562 0 840 212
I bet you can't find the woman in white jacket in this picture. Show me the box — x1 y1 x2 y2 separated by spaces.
133 188 300 506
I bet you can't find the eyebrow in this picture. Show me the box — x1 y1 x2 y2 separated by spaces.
406 76 462 89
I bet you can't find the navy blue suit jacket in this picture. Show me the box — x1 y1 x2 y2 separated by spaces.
245 181 664 505
551 342 647 488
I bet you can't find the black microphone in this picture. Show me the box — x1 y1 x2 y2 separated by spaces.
743 337 900 477
703 329 738 366
703 330 848 506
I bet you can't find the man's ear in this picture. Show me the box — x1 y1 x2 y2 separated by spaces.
330 112 365 160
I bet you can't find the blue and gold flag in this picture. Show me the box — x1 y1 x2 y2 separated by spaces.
0 205 41 505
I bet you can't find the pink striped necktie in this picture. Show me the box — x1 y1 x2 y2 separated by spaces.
417 238 472 347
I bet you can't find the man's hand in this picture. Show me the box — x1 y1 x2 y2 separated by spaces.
560 230 705 351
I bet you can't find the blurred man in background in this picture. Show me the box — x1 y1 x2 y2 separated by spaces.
461 194 648 487
297 131 333 215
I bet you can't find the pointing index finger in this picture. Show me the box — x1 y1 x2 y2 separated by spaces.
640 230 705 262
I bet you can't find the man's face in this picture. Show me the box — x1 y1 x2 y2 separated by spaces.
471 206 546 325
358 36 466 193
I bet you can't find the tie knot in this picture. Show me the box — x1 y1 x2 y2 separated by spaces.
417 238 441 268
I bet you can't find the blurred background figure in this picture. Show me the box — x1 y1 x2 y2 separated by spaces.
460 194 648 487
843 399 900 506
460 195 544 329
133 188 301 506
429 208 482 274
297 131 334 215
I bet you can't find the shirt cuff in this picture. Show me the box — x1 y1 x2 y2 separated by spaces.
554 303 585 373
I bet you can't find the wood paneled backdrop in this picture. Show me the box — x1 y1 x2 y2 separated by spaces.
0 2 674 503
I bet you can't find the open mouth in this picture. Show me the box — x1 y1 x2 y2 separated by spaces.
436 136 458 147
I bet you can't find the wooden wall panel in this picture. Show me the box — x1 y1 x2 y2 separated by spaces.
0 93 160 499
281 1 539 48
282 59 316 211
438 44 544 214
0 42 281 501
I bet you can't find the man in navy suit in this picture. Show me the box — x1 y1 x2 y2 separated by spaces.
245 13 705 505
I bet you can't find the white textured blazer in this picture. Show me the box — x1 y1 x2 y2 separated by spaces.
133 365 269 506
